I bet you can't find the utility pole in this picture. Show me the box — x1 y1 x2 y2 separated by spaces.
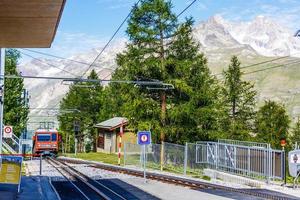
74 120 80 154
22 89 29 154
160 91 166 171
0 48 5 155
118 120 124 166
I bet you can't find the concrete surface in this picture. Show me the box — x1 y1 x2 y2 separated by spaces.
0 184 17 200
17 176 59 200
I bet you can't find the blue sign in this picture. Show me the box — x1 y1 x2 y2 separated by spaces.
137 131 151 145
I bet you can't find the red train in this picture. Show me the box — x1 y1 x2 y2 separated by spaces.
32 129 60 156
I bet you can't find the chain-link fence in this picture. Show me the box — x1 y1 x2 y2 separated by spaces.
124 140 285 183
124 142 186 174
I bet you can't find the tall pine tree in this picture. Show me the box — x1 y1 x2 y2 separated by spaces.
223 56 256 140
109 1 224 143
4 49 29 137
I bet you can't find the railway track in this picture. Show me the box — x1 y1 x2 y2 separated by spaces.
57 157 300 200
47 157 129 200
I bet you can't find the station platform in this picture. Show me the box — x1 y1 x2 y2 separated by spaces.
0 184 17 200
0 176 59 200
17 176 59 200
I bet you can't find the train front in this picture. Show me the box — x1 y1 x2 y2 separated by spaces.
33 129 59 156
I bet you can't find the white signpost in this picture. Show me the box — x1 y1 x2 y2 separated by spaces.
3 126 13 138
137 131 151 183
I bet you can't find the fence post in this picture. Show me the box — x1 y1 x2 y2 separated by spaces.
248 148 250 175
160 141 164 171
184 142 188 175
267 144 271 184
124 142 126 166
215 141 220 170
283 150 286 185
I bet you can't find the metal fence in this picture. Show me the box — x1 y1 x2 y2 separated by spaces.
124 142 187 174
124 140 285 182
196 140 284 181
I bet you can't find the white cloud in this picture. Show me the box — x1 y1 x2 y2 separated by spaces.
97 0 136 10
51 31 106 56
197 2 208 10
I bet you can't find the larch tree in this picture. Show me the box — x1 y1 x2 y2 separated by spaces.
167 18 225 142
109 0 224 144
111 0 178 143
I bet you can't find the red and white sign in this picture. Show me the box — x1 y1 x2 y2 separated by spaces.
3 126 13 138
141 135 148 142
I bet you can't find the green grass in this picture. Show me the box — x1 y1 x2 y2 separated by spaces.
62 152 124 165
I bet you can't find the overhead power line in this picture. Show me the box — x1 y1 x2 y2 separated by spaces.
213 56 296 77
20 51 78 77
80 0 142 78
21 48 99 67
243 59 300 75
1 74 165 85
177 0 197 18
214 58 300 79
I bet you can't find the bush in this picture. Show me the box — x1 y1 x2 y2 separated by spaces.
85 143 92 153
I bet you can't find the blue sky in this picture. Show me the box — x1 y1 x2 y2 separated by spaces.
19 0 300 63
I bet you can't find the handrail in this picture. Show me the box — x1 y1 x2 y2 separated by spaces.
2 133 20 153
2 140 17 154
12 133 20 143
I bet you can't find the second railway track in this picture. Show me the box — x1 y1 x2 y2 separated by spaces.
57 157 300 200
47 157 129 200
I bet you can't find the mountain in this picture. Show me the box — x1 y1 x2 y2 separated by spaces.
19 15 300 126
195 15 300 58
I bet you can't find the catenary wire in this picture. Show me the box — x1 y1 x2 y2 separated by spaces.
21 48 99 67
19 51 79 77
80 0 142 78
243 60 300 75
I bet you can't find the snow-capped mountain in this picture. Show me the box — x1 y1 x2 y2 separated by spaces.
196 15 300 57
19 15 300 120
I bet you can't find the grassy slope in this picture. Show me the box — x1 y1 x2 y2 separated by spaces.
206 47 300 122
63 152 123 165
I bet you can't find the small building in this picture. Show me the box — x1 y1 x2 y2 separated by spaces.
94 117 136 153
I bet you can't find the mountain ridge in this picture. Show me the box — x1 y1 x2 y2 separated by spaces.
19 15 300 122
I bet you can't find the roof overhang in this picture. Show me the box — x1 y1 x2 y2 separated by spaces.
0 0 66 48
94 117 128 131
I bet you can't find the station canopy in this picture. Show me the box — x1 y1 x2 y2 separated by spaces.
0 0 66 47
94 117 128 131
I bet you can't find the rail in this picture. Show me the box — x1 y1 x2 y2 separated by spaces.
47 157 127 200
57 157 299 200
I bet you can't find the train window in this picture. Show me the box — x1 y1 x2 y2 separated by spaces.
37 134 51 141
52 134 57 141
